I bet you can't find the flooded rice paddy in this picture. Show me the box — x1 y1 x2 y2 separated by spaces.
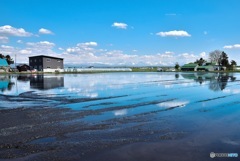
0 72 240 161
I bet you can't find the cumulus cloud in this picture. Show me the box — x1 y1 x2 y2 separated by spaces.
112 22 128 29
77 41 98 47
0 38 211 66
156 30 191 37
66 42 98 54
64 48 180 66
0 45 20 59
0 25 32 37
61 44 204 66
223 44 240 49
0 36 9 43
199 52 208 59
1 45 14 49
19 49 32 54
26 41 55 48
17 40 23 44
39 28 54 35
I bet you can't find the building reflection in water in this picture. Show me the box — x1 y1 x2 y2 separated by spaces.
30 75 64 90
17 75 64 90
0 75 15 92
181 72 236 92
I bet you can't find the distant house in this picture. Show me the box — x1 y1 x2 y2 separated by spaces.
17 64 31 72
157 67 163 72
181 63 199 71
197 65 215 72
29 55 64 72
181 62 220 72
235 66 240 71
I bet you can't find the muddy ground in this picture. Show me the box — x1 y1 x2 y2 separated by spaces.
0 91 238 161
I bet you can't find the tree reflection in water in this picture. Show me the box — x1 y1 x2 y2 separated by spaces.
181 73 236 92
175 73 179 80
208 74 236 91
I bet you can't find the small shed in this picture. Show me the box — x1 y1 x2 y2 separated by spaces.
181 63 198 71
0 58 9 72
0 59 8 67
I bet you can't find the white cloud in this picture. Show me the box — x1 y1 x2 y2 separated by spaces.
0 45 19 59
17 40 23 44
26 41 55 48
0 38 214 67
39 28 54 35
66 42 98 54
112 22 128 29
156 30 191 37
200 52 207 58
0 36 8 43
1 45 14 49
165 51 174 54
62 44 207 66
0 25 32 37
77 41 98 47
223 44 240 49
19 49 32 54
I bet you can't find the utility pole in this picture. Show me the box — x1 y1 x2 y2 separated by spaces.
15 54 16 68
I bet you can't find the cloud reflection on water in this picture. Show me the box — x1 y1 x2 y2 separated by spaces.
157 100 189 108
113 109 128 116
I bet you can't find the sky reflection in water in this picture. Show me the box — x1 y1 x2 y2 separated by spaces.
1 72 240 160
1 72 239 121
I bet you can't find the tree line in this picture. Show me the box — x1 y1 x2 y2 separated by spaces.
175 50 237 71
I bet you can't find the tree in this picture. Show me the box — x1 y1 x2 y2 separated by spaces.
175 62 180 70
230 60 237 70
231 60 237 66
0 53 4 59
209 50 222 65
220 52 229 67
194 57 206 66
5 55 14 65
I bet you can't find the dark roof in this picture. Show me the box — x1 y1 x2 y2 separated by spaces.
0 58 8 67
17 64 30 67
29 55 63 60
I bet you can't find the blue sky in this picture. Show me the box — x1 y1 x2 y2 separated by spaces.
0 0 240 66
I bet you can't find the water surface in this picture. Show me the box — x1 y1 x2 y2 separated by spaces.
0 72 240 160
